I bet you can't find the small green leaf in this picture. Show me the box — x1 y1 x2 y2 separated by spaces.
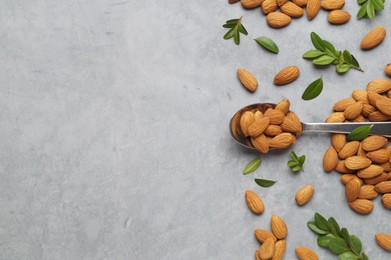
329 237 350 254
338 251 359 260
243 158 262 175
350 235 362 254
298 155 306 165
358 0 367 4
290 151 299 161
366 1 375 18
328 217 341 236
318 234 336 247
225 18 239 24
303 50 324 58
310 32 326 51
288 151 305 172
357 3 368 18
372 0 384 11
362 252 368 260
314 212 331 231
255 36 279 54
223 17 248 45
234 30 240 45
350 55 360 68
223 23 236 28
302 77 323 100
307 221 329 235
347 125 373 141
341 228 351 245
336 64 351 74
292 166 302 172
224 28 235 39
342 50 353 63
288 160 298 167
254 178 277 187
313 55 335 65
323 40 337 55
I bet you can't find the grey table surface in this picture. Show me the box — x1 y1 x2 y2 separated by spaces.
1 0 390 259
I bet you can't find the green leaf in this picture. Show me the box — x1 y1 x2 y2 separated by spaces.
328 217 341 236
234 30 240 45
302 77 323 100
224 28 235 39
298 155 306 165
292 166 302 172
336 64 351 74
318 234 336 247
238 24 248 35
347 125 373 141
313 55 335 65
243 158 262 175
288 160 298 167
358 0 367 4
329 237 350 254
350 55 360 68
372 0 384 11
254 36 279 54
323 40 337 55
310 32 325 51
223 23 236 28
357 3 368 18
303 50 324 59
350 235 362 254
307 221 329 235
314 212 331 231
288 151 305 172
291 151 299 161
362 252 368 260
254 178 277 187
223 17 248 45
338 251 359 260
366 1 375 18
225 18 239 24
342 50 353 63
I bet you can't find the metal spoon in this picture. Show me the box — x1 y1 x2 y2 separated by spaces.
230 103 391 149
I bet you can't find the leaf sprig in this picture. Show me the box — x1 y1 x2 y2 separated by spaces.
307 212 368 260
288 151 305 172
223 17 248 45
357 0 385 19
303 32 363 74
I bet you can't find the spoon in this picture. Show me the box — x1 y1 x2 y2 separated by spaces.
230 103 391 149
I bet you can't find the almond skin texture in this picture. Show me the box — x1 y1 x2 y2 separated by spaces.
377 98 391 116
341 174 363 185
248 117 271 137
292 0 307 6
361 26 387 50
379 162 391 172
345 156 372 170
326 112 345 123
295 185 315 206
368 91 386 107
344 102 363 120
349 199 374 214
328 10 351 25
345 179 361 202
338 141 360 159
251 134 270 153
385 64 391 77
375 181 391 193
352 90 369 103
240 111 255 137
357 164 384 179
241 0 264 8
254 229 277 243
271 215 288 239
276 0 288 6
381 194 391 209
280 1 304 17
295 246 319 260
331 133 346 152
335 160 354 174
321 0 345 10
269 133 295 149
333 98 356 111
388 90 391 98
358 185 378 199
264 108 285 125
281 116 303 135
286 112 303 135
275 99 290 115
366 149 390 164
364 172 389 185
274 66 300 85
369 111 391 121
245 190 265 214
362 135 388 152
237 68 258 92
271 239 286 260
376 233 391 251
259 238 276 259
306 0 320 20
367 79 391 93
262 0 278 14
264 125 283 136
323 146 338 172
362 103 376 117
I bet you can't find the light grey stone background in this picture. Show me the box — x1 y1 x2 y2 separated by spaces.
1 0 390 259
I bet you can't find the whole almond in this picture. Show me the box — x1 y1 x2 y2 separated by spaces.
362 103 376 117
377 98 391 116
295 246 318 260
323 146 338 172
366 149 390 164
361 26 387 50
269 133 296 149
264 125 283 136
379 162 391 172
362 135 388 152
338 141 360 159
345 179 361 202
335 160 354 174
255 249 261 260
369 111 391 121
262 0 278 14
271 215 288 239
286 112 303 135
271 239 286 260
352 90 369 103
328 10 351 25
381 194 391 209
275 99 290 115
274 66 300 85
237 68 258 92
281 117 303 135
254 110 264 120
345 156 372 170
358 185 378 199
367 79 391 93
349 199 374 214
259 238 276 259
277 0 288 6
248 117 271 137
251 134 270 153
241 0 264 8
326 112 345 123
376 233 391 251
280 1 304 17
368 91 386 107
341 174 363 185
245 190 265 214
321 0 345 10
254 229 277 243
295 185 315 206
375 181 391 193
388 90 391 98
267 12 292 28
385 64 391 77
364 172 389 185
333 98 356 111
351 115 365 122
240 111 255 137
357 164 384 179
306 0 320 20
331 133 346 152
292 0 307 6
264 108 285 124
344 102 363 120
358 143 368 158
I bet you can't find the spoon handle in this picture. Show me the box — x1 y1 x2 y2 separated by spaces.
302 122 391 138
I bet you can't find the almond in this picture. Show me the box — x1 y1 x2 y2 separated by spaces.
385 64 391 77
274 66 300 85
331 133 346 152
251 134 270 153
375 181 391 193
254 110 264 120
367 79 391 93
357 143 366 158
292 0 307 6
377 98 391 116
379 162 391 172
255 249 261 260
338 141 360 159
306 0 320 20
388 89 391 98
366 149 390 164
323 146 338 172
271 239 286 260
332 98 356 111
369 111 391 121
295 246 318 260
358 185 378 199
352 90 369 103
264 125 283 136
259 238 276 259
361 103 376 117
357 164 384 179
321 0 344 10
276 0 288 6
240 111 255 137
271 215 288 239
376 233 391 251
335 160 354 174
280 1 304 17
281 116 303 135
381 194 391 209
295 185 315 206
364 172 389 185
351 115 365 122
262 0 278 14
345 179 361 202
344 102 363 120
248 117 271 137
237 68 258 92
245 190 265 214
326 112 345 123
286 112 303 135
241 0 264 8
269 133 295 149
345 156 372 170
341 174 363 185
367 91 386 107
229 0 240 3
361 26 387 50
362 135 388 152
328 10 351 25
254 229 277 243
264 108 285 124
275 99 290 115
349 199 374 214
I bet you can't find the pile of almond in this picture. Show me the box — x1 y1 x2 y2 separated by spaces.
229 0 350 28
323 79 391 214
233 99 302 153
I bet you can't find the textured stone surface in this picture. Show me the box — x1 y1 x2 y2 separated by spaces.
0 0 390 259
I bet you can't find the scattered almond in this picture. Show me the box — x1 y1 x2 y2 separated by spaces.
251 134 270 153
323 146 338 172
361 26 387 50
352 90 369 103
332 98 356 112
357 164 384 179
368 91 386 107
321 0 345 10
345 179 361 202
375 233 391 251
271 215 288 239
362 135 388 152
366 149 390 164
262 0 278 14
326 112 345 123
341 174 363 185
377 98 391 116
241 0 264 8
276 0 288 6
375 181 391 193
237 68 258 92
271 239 286 260
381 194 391 209
335 160 354 174
364 172 389 185
264 125 283 136
385 64 391 77
349 199 374 214
292 0 307 6
295 246 319 260
269 133 296 149
254 229 277 243
264 108 285 124
328 10 351 25
338 141 360 159
306 0 320 20
362 103 376 117
345 156 372 170
245 190 265 214
259 237 276 259
280 1 304 17
331 133 346 152
248 117 271 137
369 111 391 121
274 66 300 85
295 185 315 206
344 102 363 120
275 99 290 115
358 185 378 200
367 79 391 93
